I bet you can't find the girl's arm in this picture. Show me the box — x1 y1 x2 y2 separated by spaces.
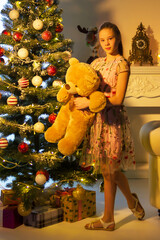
104 71 129 105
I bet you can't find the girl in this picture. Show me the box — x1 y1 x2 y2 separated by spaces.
74 22 145 231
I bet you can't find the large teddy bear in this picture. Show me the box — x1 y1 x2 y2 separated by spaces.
44 57 106 156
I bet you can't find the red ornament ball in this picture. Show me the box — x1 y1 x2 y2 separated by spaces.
48 113 57 124
45 0 53 6
0 92 2 99
18 142 29 153
0 138 8 149
7 95 18 106
2 30 11 36
41 30 52 41
47 65 57 76
0 47 5 57
13 32 23 42
81 165 91 171
0 58 5 64
18 77 29 88
55 23 63 33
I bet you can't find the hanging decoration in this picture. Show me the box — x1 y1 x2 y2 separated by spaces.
33 122 45 133
35 170 49 185
9 9 19 20
18 77 29 88
55 23 63 33
18 142 29 153
47 65 57 76
13 32 23 42
48 113 57 124
31 76 43 87
7 95 18 106
2 30 11 36
0 138 8 149
0 47 5 57
17 202 32 216
32 19 43 30
41 30 52 41
18 48 29 59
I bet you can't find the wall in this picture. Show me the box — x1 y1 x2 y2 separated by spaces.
60 0 160 63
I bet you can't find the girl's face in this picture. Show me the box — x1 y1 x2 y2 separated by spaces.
99 28 120 56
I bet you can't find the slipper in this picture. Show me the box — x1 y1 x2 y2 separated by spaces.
130 193 145 220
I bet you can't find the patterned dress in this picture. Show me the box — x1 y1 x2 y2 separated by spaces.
80 56 135 174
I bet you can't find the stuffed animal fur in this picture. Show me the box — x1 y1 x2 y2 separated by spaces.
44 57 106 156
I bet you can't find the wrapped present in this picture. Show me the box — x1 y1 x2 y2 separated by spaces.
51 188 75 208
1 189 21 206
0 205 8 227
23 207 63 228
3 206 23 228
61 188 96 222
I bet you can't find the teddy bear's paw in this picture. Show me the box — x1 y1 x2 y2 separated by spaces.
44 127 63 143
58 138 77 156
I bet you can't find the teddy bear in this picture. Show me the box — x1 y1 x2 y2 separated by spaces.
44 57 106 156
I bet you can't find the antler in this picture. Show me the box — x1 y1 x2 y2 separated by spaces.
77 25 88 34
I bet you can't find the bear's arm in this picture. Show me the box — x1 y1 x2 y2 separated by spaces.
57 86 72 103
89 91 106 112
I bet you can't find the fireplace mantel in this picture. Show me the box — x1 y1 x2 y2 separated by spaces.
124 66 160 107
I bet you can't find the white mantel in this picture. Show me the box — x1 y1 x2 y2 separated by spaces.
124 66 160 107
123 66 160 178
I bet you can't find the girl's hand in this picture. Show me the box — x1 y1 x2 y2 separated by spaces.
74 97 90 109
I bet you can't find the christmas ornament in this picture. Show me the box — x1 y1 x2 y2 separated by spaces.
81 165 91 171
55 23 63 33
0 47 5 57
31 76 43 87
47 65 57 76
0 138 8 149
2 30 11 36
0 92 2 99
33 19 43 30
52 80 63 88
45 0 54 6
48 113 57 124
32 60 41 71
0 58 4 64
41 30 52 41
18 142 29 153
9 9 19 20
18 77 29 88
17 202 31 216
35 170 49 185
72 184 86 200
13 32 23 41
15 1 22 9
33 122 45 133
7 95 18 106
18 48 29 59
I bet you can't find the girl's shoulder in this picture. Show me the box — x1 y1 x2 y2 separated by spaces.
116 56 130 74
90 57 105 67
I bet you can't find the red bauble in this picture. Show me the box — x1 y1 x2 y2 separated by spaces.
0 58 5 64
36 170 49 181
18 142 29 153
45 0 53 6
81 165 91 171
2 30 11 36
0 47 5 57
41 30 52 41
13 32 23 42
55 23 63 33
48 113 57 124
47 65 57 76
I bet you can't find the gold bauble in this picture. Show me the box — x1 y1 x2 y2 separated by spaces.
17 202 32 216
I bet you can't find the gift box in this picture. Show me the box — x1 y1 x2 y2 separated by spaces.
0 205 8 227
23 207 63 228
51 188 75 208
62 190 96 222
3 206 23 228
1 189 21 206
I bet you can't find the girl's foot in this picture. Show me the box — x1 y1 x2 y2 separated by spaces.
130 193 145 220
85 218 115 231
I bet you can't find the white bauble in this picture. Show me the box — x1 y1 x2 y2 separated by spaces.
33 19 43 30
9 9 19 20
18 48 29 59
34 122 45 133
35 174 47 185
52 80 63 88
31 76 43 87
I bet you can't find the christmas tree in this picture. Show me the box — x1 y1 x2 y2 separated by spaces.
0 0 96 215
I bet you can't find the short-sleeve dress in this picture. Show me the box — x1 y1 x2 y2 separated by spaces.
80 56 136 174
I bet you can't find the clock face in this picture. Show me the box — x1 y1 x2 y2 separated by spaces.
136 39 147 50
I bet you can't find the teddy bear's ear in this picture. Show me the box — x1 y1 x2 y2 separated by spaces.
69 57 79 66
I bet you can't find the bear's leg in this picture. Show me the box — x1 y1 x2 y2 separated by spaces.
58 114 89 156
45 105 70 143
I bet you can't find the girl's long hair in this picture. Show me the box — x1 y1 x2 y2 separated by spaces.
99 22 123 55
